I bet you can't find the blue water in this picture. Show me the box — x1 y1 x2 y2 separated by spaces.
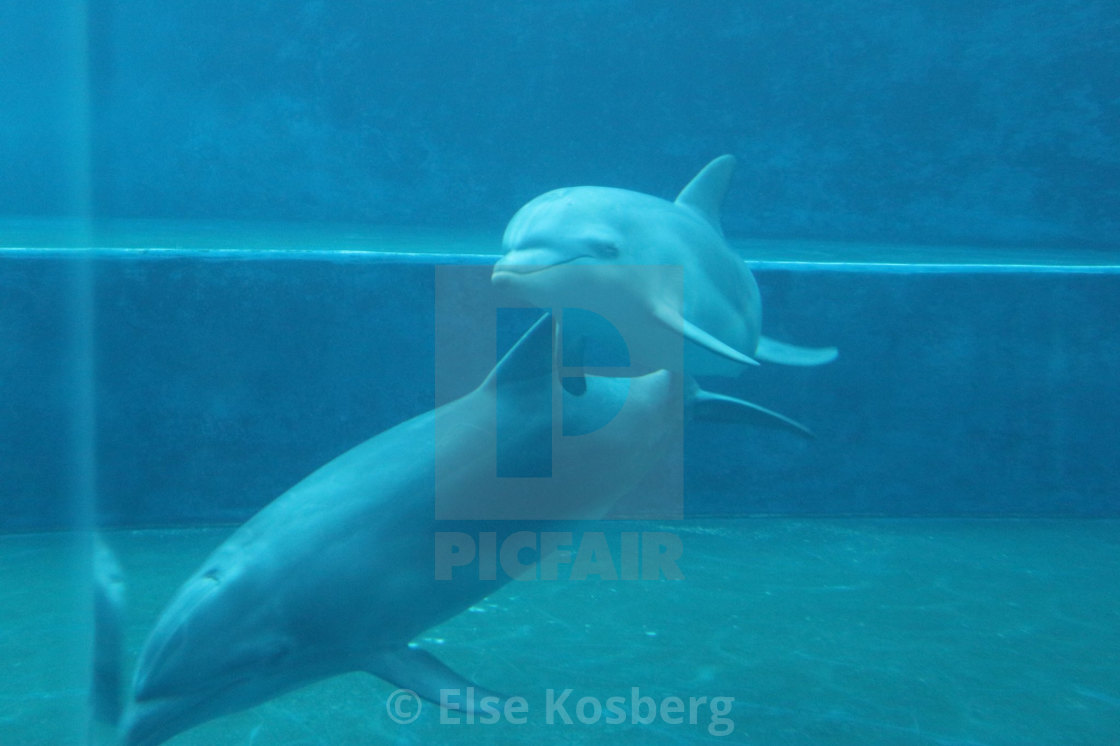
1 230 1118 744
3 519 1119 745
5 2 1119 249
3 2 1119 744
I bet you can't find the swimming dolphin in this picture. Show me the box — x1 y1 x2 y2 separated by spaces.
492 155 838 377
117 314 788 745
91 536 125 728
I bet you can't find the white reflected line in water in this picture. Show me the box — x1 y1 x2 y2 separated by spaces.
750 260 1120 274
0 246 501 265
4 246 1119 273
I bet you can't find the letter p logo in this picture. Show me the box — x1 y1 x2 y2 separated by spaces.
433 265 684 520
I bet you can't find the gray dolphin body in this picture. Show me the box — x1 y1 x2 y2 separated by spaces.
119 315 767 745
492 155 838 377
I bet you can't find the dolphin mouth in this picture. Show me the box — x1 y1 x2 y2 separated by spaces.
492 252 588 279
122 693 210 746
123 672 256 746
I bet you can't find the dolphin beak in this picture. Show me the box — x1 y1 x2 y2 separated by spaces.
492 248 583 280
120 695 207 746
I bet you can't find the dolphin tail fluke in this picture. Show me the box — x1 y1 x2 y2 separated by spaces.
88 536 126 744
755 335 838 367
686 379 815 439
367 647 508 713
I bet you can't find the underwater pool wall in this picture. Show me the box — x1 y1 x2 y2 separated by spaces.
1 249 1118 530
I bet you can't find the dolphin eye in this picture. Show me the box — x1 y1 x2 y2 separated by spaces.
252 638 292 668
589 240 620 259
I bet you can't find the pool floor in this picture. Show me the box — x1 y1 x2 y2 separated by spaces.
1 519 1117 745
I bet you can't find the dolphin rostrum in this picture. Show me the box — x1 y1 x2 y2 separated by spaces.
492 155 838 377
117 314 784 745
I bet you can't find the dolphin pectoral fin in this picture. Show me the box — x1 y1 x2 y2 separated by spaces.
651 304 759 368
367 647 506 712
755 335 839 366
562 374 587 396
688 385 815 439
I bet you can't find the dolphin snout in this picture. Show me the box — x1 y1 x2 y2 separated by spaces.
120 695 206 746
492 248 586 282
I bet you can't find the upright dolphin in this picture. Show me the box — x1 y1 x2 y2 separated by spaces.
118 314 781 745
492 155 838 377
91 536 125 728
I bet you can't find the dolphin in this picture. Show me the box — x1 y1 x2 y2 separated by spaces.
492 155 838 377
91 536 125 728
117 313 785 745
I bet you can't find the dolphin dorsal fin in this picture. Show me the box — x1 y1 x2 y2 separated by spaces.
482 312 555 389
675 155 737 231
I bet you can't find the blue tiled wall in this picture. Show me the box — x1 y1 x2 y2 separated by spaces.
1 251 1117 530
